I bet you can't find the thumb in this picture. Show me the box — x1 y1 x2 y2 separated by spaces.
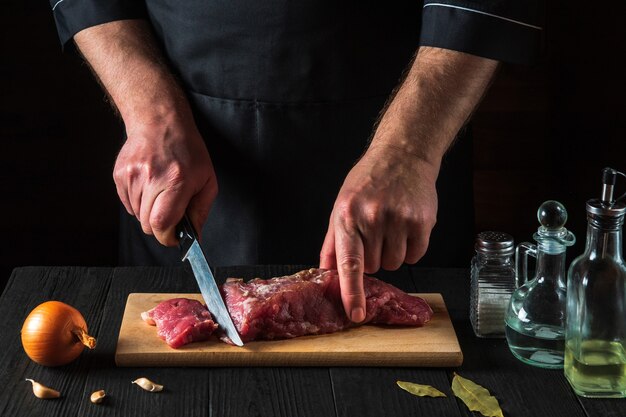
335 220 366 323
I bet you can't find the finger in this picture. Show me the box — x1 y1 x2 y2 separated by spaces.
187 178 218 242
139 185 158 236
116 183 134 216
319 217 337 270
113 164 134 216
150 185 193 246
127 173 143 224
362 230 382 275
381 228 407 271
405 232 430 265
335 219 366 323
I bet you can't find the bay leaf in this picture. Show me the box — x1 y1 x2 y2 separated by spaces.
451 373 504 417
396 380 447 397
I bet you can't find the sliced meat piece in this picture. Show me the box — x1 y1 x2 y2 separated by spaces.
141 298 218 349
221 268 433 343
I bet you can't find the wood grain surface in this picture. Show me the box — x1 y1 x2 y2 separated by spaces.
1 266 621 417
115 293 463 367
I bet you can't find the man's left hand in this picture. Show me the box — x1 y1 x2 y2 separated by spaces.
319 144 438 323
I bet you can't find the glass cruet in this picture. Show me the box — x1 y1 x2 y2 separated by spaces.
565 167 626 398
505 200 576 368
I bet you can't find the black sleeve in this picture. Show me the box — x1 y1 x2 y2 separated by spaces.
49 0 148 49
419 1 544 64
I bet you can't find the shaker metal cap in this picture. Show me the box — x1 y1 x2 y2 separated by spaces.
475 231 514 255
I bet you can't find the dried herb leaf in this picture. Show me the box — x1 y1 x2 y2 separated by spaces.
451 373 504 417
396 381 447 397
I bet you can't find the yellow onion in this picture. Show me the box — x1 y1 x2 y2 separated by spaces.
21 301 96 366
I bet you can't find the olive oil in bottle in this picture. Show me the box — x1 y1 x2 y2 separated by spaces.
564 340 626 397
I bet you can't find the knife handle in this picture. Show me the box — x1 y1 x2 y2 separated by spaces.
176 214 197 256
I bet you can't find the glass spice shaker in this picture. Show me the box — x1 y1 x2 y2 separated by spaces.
470 231 516 338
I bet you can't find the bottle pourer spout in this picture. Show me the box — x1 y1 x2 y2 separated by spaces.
602 167 618 206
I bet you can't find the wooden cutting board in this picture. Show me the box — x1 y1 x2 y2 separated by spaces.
115 293 462 367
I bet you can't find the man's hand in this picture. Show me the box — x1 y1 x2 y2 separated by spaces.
75 20 217 244
320 145 438 323
320 47 499 322
114 117 217 246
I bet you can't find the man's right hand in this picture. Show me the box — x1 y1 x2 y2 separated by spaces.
114 117 217 246
74 20 217 245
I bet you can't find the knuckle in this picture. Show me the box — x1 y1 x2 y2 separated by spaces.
421 209 437 227
113 161 133 183
335 197 359 222
338 255 362 274
122 163 144 182
129 163 143 176
166 163 185 185
150 210 170 232
410 210 437 230
362 202 383 227
113 168 123 183
344 289 365 298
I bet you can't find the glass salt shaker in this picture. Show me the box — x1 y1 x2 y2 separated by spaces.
505 200 575 369
470 232 516 338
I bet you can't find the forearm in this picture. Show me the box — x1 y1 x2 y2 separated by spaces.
74 19 191 130
371 46 499 170
74 20 216 245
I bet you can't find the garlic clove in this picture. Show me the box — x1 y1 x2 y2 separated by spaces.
132 377 163 392
90 389 106 404
25 379 61 399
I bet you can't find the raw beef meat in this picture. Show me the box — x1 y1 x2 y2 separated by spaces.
141 298 218 348
221 268 432 343
141 269 433 348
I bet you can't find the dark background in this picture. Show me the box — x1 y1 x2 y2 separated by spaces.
1 2 625 292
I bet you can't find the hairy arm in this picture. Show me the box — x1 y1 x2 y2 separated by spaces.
320 47 498 322
75 20 217 245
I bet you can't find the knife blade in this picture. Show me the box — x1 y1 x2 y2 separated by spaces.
177 215 244 346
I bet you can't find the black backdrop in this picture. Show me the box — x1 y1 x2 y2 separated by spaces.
1 1 625 291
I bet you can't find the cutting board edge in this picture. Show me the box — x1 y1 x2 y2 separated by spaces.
115 350 464 367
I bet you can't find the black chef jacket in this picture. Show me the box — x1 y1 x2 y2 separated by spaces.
49 1 543 268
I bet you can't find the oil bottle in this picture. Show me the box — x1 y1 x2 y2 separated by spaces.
564 167 626 398
505 200 575 368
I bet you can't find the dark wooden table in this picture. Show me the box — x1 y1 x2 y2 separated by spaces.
0 266 623 417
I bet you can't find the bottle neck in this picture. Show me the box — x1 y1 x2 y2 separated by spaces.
535 244 566 284
585 220 623 261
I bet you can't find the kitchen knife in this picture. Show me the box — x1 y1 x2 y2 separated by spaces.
177 215 244 346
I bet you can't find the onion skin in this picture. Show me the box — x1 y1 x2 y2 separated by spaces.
21 301 96 366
